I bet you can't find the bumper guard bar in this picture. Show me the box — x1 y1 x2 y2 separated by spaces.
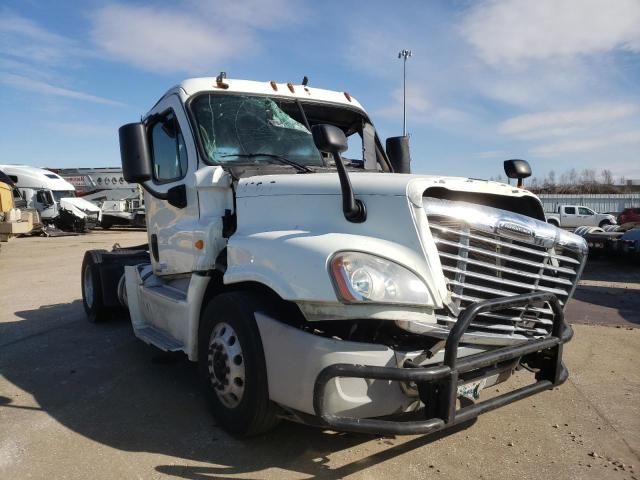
313 292 573 435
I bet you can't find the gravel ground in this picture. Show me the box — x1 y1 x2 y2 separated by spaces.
0 230 638 479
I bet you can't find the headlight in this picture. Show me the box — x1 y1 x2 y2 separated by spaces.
329 252 431 305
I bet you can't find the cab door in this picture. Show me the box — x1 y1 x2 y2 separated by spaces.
578 207 596 226
144 94 199 276
35 190 57 220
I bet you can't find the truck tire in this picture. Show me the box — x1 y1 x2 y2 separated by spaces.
599 219 612 228
547 218 559 227
198 292 280 437
81 250 110 323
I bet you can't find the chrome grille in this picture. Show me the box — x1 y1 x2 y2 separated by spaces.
425 198 586 342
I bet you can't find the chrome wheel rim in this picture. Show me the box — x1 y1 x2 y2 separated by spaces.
83 266 94 308
208 322 245 408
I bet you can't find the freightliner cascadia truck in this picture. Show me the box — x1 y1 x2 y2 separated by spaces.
81 76 587 436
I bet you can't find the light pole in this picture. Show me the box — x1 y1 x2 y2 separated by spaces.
398 49 412 136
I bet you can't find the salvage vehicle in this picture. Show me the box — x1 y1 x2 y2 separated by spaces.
0 165 102 232
81 77 586 437
546 205 616 228
618 208 640 226
50 167 146 229
575 224 640 260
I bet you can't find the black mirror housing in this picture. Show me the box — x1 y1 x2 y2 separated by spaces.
504 159 531 179
386 136 411 173
311 124 348 153
119 123 152 183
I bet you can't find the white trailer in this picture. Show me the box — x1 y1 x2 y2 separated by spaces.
82 77 587 437
0 165 102 231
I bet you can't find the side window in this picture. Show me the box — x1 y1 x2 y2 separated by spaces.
36 191 47 204
565 207 576 214
150 112 188 183
578 207 592 215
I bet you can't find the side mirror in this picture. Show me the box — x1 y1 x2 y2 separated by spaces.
385 136 411 173
311 124 366 223
504 159 531 188
311 124 348 154
119 123 152 183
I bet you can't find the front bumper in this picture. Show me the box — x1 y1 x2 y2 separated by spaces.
313 292 572 435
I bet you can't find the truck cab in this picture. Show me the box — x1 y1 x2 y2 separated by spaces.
0 165 102 231
82 78 587 437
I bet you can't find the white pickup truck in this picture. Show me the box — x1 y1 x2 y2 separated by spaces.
546 205 616 228
81 76 586 437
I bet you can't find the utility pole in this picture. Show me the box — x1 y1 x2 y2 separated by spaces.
398 49 412 136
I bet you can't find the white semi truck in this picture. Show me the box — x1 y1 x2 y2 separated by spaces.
0 165 102 232
82 77 587 437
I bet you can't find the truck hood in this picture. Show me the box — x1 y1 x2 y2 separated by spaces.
59 197 101 213
236 172 540 207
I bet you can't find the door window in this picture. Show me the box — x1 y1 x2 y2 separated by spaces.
565 207 576 214
578 207 593 215
149 112 188 183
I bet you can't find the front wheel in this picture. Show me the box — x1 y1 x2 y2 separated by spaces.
198 292 280 436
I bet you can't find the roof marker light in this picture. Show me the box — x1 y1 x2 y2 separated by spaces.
287 82 295 93
215 71 229 89
344 92 352 102
270 81 278 91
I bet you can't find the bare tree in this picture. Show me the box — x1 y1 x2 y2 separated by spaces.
548 170 556 185
601 169 614 185
580 168 597 185
567 168 578 185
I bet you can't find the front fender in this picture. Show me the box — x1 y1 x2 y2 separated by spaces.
224 231 443 308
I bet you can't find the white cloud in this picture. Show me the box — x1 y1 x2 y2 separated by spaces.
462 0 640 65
533 130 640 155
376 85 431 119
0 8 90 67
90 1 304 74
0 74 123 106
499 103 640 138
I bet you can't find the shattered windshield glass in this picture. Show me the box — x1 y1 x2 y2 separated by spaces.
191 95 324 167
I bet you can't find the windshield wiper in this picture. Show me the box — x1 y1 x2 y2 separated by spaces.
218 153 314 173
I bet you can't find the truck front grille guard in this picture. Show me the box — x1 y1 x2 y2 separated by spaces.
313 292 572 435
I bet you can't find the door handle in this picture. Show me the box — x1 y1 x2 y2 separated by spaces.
151 234 159 261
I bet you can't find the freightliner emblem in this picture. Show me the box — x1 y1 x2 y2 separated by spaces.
496 221 535 240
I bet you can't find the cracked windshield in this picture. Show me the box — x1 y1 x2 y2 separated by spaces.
191 94 325 167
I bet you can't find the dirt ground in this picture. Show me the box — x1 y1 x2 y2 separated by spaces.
1 230 638 480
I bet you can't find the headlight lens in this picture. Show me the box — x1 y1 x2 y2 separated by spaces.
329 252 431 305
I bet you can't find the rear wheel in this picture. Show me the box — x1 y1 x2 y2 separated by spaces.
599 219 612 228
198 292 279 436
81 250 110 323
547 219 559 227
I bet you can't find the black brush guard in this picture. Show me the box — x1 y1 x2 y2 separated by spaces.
313 292 573 435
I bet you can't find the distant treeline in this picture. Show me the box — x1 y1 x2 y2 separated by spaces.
488 168 636 194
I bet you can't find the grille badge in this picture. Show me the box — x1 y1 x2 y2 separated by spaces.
496 221 535 240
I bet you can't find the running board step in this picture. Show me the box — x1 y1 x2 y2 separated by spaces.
135 324 183 352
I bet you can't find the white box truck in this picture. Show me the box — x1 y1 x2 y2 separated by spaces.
82 77 587 437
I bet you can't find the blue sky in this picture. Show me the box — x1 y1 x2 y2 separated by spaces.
1 0 639 181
